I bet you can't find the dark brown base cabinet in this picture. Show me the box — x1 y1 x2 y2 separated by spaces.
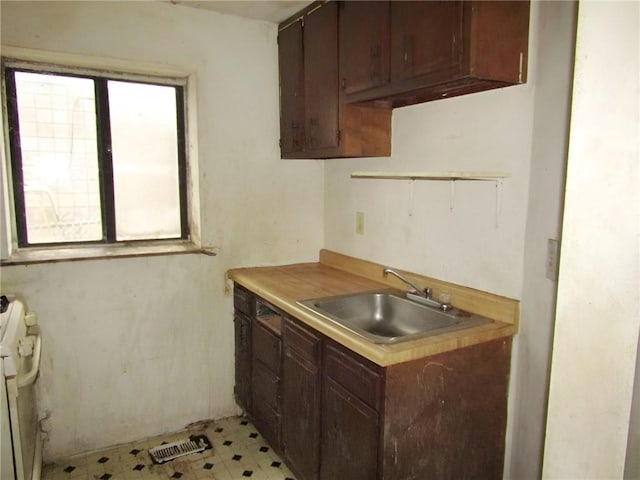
233 285 512 479
233 286 253 414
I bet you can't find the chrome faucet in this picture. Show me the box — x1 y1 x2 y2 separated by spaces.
382 268 452 312
383 268 431 298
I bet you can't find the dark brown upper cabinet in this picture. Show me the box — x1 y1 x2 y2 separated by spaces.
278 1 392 159
279 0 529 159
303 2 340 153
340 1 530 108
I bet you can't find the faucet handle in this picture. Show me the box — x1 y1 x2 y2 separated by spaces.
437 291 452 311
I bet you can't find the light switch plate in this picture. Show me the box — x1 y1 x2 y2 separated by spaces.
356 212 365 235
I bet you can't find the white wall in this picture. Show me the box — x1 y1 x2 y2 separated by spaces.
506 2 576 479
0 1 324 460
543 1 640 477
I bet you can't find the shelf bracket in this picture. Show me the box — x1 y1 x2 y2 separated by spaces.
408 179 415 216
449 180 456 212
495 179 503 228
350 171 509 226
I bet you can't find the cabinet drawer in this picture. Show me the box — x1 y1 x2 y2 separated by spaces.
253 319 282 373
234 285 253 317
324 343 382 411
283 317 321 368
253 360 280 409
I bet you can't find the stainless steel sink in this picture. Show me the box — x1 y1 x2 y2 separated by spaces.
297 291 490 344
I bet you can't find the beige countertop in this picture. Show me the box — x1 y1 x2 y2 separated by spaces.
228 250 518 366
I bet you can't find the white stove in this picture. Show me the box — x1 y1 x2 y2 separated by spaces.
0 295 42 480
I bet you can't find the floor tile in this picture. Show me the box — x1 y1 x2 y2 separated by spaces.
41 416 296 480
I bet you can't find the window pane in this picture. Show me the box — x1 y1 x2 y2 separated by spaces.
108 81 181 241
14 72 102 244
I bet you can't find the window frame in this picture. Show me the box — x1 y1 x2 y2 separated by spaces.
3 60 190 249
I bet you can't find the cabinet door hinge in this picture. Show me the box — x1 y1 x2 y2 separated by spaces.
336 130 342 144
279 138 282 148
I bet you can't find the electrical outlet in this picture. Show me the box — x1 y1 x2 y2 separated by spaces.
356 212 365 235
546 238 559 281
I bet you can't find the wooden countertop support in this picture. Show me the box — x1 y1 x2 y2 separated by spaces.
228 251 519 366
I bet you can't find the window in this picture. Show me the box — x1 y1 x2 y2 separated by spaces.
3 64 188 247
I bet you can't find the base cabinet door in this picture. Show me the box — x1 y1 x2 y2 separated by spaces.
233 285 254 414
233 313 252 414
282 318 322 480
320 377 379 480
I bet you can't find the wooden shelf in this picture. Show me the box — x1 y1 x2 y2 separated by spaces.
350 171 509 226
350 171 510 181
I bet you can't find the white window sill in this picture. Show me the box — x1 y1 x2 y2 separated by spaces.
0 240 217 266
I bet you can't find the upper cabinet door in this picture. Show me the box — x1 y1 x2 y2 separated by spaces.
339 1 390 96
278 19 304 156
469 1 530 84
304 2 340 151
390 1 463 83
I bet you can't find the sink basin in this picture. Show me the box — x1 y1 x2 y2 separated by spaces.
297 291 490 344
